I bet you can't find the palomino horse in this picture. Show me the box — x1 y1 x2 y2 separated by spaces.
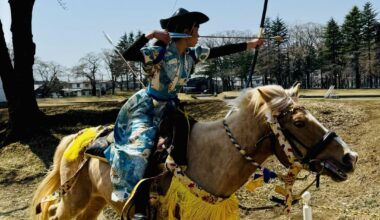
31 84 358 219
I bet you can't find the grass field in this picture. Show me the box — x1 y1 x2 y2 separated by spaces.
221 88 380 98
33 88 380 106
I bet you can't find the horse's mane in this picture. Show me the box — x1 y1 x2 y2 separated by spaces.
235 85 293 117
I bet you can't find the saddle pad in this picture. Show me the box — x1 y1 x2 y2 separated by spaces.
63 127 99 161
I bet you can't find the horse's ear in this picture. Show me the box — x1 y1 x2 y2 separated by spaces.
287 82 301 101
258 88 271 103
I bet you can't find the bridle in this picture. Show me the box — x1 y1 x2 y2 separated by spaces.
223 105 338 170
223 104 341 212
274 106 338 168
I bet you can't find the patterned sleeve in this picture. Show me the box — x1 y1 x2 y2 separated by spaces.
140 46 164 75
188 45 210 63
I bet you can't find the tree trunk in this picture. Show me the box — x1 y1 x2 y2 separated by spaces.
0 0 44 142
111 76 116 95
132 72 136 91
354 55 361 88
125 73 128 91
91 80 97 96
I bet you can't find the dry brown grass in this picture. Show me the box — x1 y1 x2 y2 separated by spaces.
222 88 380 97
0 98 379 219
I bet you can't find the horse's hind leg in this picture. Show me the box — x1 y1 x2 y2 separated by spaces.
76 196 107 220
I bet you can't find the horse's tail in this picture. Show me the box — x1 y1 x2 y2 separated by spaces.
30 134 75 220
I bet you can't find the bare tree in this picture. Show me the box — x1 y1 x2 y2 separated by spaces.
199 30 254 91
72 52 102 96
34 58 65 97
288 23 323 88
102 49 119 94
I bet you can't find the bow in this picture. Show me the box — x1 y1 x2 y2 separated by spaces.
246 0 269 88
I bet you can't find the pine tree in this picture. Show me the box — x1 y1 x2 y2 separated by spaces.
111 31 143 91
322 18 343 88
360 2 378 88
374 23 380 87
270 16 288 86
342 6 363 88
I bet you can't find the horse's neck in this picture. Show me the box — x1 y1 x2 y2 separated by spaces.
186 109 273 197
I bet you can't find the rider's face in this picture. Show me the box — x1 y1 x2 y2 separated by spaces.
185 26 199 47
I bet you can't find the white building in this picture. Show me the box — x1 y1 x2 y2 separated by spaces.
62 81 112 97
0 78 6 103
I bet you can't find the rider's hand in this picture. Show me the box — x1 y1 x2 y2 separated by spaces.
247 38 265 49
146 30 170 44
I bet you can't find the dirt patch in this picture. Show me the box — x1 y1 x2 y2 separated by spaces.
0 98 379 219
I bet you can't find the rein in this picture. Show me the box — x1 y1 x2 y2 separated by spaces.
222 119 274 168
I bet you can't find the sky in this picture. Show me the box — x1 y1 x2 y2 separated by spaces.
0 0 379 68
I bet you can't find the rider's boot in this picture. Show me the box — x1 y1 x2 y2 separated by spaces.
84 137 108 162
132 182 150 220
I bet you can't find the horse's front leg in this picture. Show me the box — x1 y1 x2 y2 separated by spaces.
76 196 107 220
88 159 126 214
49 162 93 220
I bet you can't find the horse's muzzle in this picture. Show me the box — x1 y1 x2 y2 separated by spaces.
318 151 358 182
342 151 358 172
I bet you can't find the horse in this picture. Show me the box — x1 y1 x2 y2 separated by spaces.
31 84 358 220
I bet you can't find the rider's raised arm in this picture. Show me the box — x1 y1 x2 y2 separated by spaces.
207 38 264 60
207 42 247 59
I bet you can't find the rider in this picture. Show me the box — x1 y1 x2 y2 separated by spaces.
87 7 264 218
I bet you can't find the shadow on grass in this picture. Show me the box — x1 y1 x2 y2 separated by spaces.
0 106 120 170
0 100 221 170
30 108 119 168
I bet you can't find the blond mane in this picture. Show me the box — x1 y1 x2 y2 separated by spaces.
235 85 294 117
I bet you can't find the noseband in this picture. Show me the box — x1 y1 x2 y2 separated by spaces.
282 128 337 164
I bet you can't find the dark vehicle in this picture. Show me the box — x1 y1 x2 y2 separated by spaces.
183 77 210 94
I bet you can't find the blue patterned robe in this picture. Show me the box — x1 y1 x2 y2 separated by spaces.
104 42 210 201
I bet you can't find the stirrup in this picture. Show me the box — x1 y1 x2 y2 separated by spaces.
132 213 148 220
85 146 107 162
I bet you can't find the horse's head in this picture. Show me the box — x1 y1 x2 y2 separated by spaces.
256 83 358 181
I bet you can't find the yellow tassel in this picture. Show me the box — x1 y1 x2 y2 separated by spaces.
63 127 98 161
245 177 264 191
274 186 287 196
159 176 239 220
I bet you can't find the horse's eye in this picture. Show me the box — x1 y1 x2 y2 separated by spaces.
293 121 305 128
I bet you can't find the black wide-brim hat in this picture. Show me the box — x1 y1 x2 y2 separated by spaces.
160 8 209 29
